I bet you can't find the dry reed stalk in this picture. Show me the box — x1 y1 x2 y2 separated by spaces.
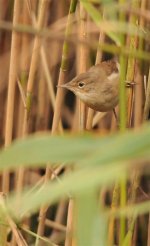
108 182 120 246
13 3 32 214
0 193 7 245
65 5 89 246
140 0 148 123
65 199 74 246
36 1 78 244
23 0 50 135
53 200 66 226
16 0 50 195
86 29 105 130
35 67 49 130
0 1 9 22
51 5 77 133
7 214 28 246
133 67 143 126
107 2 126 241
16 80 26 137
1 93 7 149
3 0 22 193
86 109 95 130
35 168 53 246
126 0 140 127
12 3 49 244
128 170 140 206
50 200 67 242
143 69 150 120
0 193 27 246
40 47 55 110
46 0 66 72
119 4 150 22
16 0 31 138
77 4 88 131
46 219 66 232
125 1 147 245
126 52 138 127
27 1 63 132
40 46 63 132
132 221 138 246
117 2 139 243
121 1 145 245
37 168 69 245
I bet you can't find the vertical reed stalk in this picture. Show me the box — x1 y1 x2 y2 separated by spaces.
108 182 120 245
35 66 47 130
36 1 78 244
136 0 146 125
118 55 127 245
40 46 63 132
0 194 7 246
16 0 49 195
52 0 77 133
126 0 140 127
3 0 21 193
50 200 66 243
108 0 127 244
122 1 140 245
35 169 53 246
78 4 88 131
28 1 62 131
14 3 31 215
16 0 31 138
143 68 150 121
86 29 105 130
118 0 129 243
23 0 50 135
14 3 49 242
65 199 74 246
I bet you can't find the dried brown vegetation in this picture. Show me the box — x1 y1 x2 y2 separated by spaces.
0 0 150 245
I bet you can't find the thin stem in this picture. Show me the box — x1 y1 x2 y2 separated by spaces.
36 1 78 244
52 0 77 133
121 1 141 245
86 20 105 130
108 0 127 244
40 45 63 132
65 199 74 246
78 4 88 131
143 68 150 121
3 0 22 193
108 182 120 245
16 0 49 194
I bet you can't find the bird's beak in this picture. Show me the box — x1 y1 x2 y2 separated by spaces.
57 82 74 93
57 83 69 89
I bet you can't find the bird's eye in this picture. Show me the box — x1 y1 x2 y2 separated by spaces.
78 82 85 88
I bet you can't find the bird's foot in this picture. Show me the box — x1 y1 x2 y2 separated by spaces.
125 80 137 87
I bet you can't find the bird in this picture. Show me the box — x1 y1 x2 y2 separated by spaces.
58 59 120 113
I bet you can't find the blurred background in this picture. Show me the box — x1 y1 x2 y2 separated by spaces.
0 0 150 245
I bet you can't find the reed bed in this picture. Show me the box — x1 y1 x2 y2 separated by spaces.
0 0 150 245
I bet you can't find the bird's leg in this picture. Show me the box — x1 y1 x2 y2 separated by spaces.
113 108 117 120
113 108 119 127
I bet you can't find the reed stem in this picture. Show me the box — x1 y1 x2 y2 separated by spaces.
36 1 78 245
